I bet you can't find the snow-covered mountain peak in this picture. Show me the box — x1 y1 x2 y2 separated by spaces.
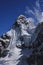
12 15 27 29
0 15 43 65
17 14 27 24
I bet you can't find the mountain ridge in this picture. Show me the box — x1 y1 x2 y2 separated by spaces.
0 15 43 65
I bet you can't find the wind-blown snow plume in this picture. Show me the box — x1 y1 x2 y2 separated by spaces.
25 0 43 24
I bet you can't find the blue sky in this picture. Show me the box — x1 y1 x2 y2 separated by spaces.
0 0 43 35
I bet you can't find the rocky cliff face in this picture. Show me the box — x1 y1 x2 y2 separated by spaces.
0 33 11 57
0 15 43 65
27 22 43 65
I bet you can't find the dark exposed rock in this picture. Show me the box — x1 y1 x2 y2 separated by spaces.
1 34 11 39
13 21 20 28
27 22 43 65
0 33 11 57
